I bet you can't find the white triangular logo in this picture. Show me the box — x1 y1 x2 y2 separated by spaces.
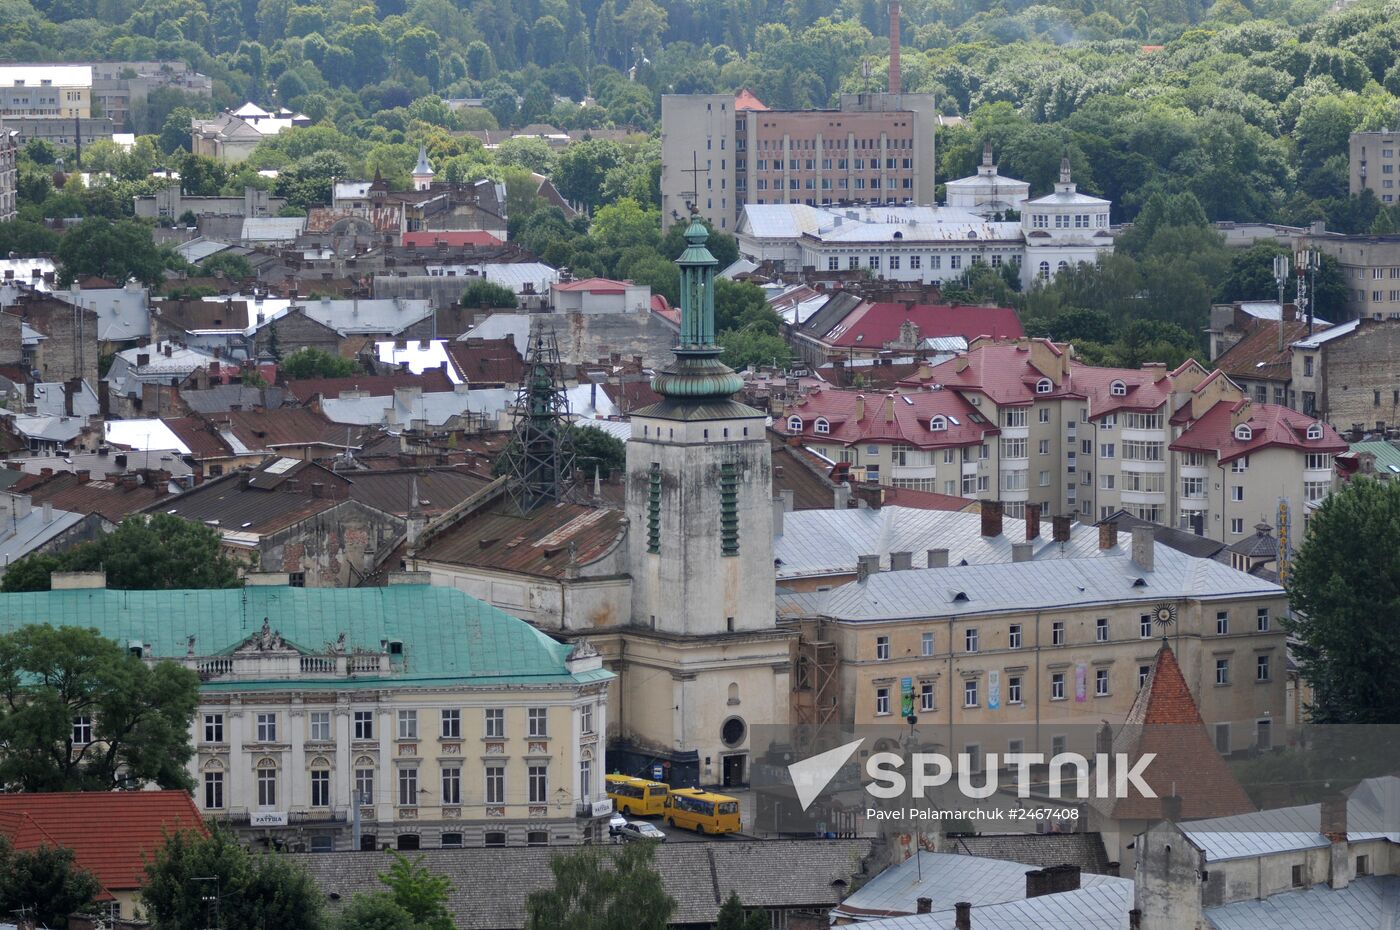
788 738 864 811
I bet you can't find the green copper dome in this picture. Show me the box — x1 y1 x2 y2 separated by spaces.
652 216 743 402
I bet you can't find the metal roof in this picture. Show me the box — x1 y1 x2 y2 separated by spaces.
103 419 193 455
0 494 85 565
319 388 513 428
1205 875 1400 930
239 216 306 241
28 380 99 417
1349 440 1400 474
1292 318 1359 349
375 339 462 383
53 285 150 342
459 312 530 355
855 883 1132 930
4 414 86 443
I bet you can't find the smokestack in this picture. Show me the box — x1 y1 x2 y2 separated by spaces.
1131 524 1154 573
1012 542 1033 563
916 898 932 914
980 500 1003 538
954 902 971 930
891 550 913 571
888 0 902 96
1024 502 1041 540
1098 520 1117 551
1051 514 1072 543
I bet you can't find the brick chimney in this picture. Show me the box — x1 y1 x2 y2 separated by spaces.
980 500 1003 538
888 0 902 95
1024 502 1041 540
1098 520 1118 550
954 902 971 930
1051 514 1072 543
856 482 884 509
916 898 932 914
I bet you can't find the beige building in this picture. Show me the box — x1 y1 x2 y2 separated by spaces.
0 65 91 118
1291 316 1400 433
1303 229 1400 321
1349 129 1400 203
0 575 616 851
782 524 1288 752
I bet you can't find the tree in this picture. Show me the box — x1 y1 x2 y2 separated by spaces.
2 513 245 592
1286 478 1400 723
0 838 101 929
716 891 769 930
336 893 417 930
555 139 624 212
55 217 173 287
334 853 453 930
280 347 358 378
525 843 675 930
142 827 328 930
0 624 200 791
719 326 792 371
460 279 519 309
200 251 254 279
572 425 626 474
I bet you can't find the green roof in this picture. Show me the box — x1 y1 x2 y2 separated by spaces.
0 585 611 691
1351 441 1400 475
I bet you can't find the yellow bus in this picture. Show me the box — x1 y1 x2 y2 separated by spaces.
663 788 742 834
606 774 670 817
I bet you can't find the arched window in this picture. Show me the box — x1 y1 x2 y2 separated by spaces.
1109 380 1127 397
786 415 803 433
1035 378 1053 394
1057 260 1067 271
814 417 830 435
1234 424 1252 441
1306 423 1323 440
928 415 947 431
727 682 740 705
1038 261 1050 280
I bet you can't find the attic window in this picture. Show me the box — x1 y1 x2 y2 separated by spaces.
814 417 830 435
1109 380 1127 397
951 591 969 602
787 415 803 432
1132 577 1147 587
388 640 403 656
928 415 948 431
1234 424 1253 441
1306 423 1322 440
1035 378 1053 394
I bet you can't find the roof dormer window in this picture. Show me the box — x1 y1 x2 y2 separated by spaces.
1234 424 1253 441
1035 378 1053 394
1306 423 1322 440
928 415 948 431
1109 380 1127 397
814 417 830 435
787 415 803 433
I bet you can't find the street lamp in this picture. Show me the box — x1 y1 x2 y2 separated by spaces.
191 875 220 930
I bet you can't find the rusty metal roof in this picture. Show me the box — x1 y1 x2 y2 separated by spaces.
416 500 625 578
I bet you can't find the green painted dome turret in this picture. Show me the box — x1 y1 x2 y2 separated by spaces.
652 215 744 400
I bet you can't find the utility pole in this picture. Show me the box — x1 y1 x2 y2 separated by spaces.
1273 254 1290 352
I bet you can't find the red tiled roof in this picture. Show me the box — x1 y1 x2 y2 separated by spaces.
823 302 1023 349
1170 399 1347 465
553 277 629 294
161 416 233 460
284 371 454 403
901 340 1073 406
877 485 978 511
775 387 996 449
734 89 769 111
1068 360 1188 419
0 790 206 896
651 295 679 325
401 230 502 248
1110 642 1256 821
444 337 524 385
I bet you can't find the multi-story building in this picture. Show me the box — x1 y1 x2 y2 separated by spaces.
780 523 1289 748
192 103 311 163
0 120 15 222
1301 228 1400 321
0 574 615 851
734 158 1112 289
1291 316 1400 434
660 87 937 232
0 65 91 118
1348 129 1400 203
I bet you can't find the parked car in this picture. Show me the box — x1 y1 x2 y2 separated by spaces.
609 811 628 835
617 821 667 842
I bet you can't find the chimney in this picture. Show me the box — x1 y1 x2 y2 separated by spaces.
855 394 865 420
1098 520 1117 550
1129 910 1142 930
834 482 851 510
137 352 150 367
1321 792 1348 842
1105 862 1120 877
1051 514 1072 543
772 497 785 537
856 482 883 509
888 0 902 96
1024 502 1041 540
915 898 932 914
1046 864 1081 894
927 548 949 568
855 553 880 582
1011 542 1033 563
1025 869 1050 899
311 482 325 498
1161 794 1183 823
891 550 913 571
41 500 53 524
1130 524 1154 572
954 902 971 930
76 469 90 483
980 500 1003 538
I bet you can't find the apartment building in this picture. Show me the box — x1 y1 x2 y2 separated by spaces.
1349 129 1400 202
0 121 14 222
0 576 615 851
0 65 91 118
781 524 1288 748
660 88 937 232
1301 229 1400 320
1291 316 1400 433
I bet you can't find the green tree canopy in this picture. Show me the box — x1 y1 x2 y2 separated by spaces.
281 347 358 379
525 843 675 930
54 217 175 287
1287 478 1400 723
460 279 519 309
0 624 200 791
0 838 101 928
716 891 770 930
572 424 627 475
200 251 255 279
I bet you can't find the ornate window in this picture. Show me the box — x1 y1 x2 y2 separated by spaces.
1110 380 1127 397
928 415 947 431
1035 378 1052 394
813 417 830 435
786 415 803 432
1306 423 1323 440
1234 424 1253 441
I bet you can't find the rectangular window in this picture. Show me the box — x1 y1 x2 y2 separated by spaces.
1039 439 1050 454
204 770 224 809
965 628 979 653
910 255 922 269
1257 608 1270 632
528 708 548 737
1231 518 1244 534
442 766 462 805
920 681 935 711
1257 654 1271 681
950 255 962 270
1007 676 1022 703
485 765 505 804
889 256 900 270
356 768 374 804
1232 485 1244 502
1095 669 1109 696
1000 437 1027 458
1257 719 1272 750
1051 672 1065 700
1051 735 1066 756
1182 476 1204 497
581 703 594 734
580 758 592 800
875 686 890 716
921 632 934 657
441 709 461 739
1140 615 1153 639
1216 611 1229 635
1096 618 1108 642
1216 723 1231 754
1052 621 1065 646
256 713 277 742
204 713 224 743
719 463 739 555
964 680 979 707
398 768 418 806
354 711 374 740
257 768 276 807
310 711 331 742
311 770 330 807
1216 658 1230 685
1139 665 1151 688
1008 624 1021 649
485 708 504 738
398 710 418 740
647 463 661 553
1100 443 1115 459
875 636 890 660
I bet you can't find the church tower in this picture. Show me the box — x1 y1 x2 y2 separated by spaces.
616 216 787 788
412 143 434 191
626 216 774 634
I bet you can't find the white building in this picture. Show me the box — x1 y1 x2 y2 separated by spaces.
944 143 1030 217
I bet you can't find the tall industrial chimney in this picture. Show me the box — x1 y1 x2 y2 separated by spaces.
889 0 901 95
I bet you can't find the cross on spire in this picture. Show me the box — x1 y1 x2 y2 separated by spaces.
680 151 705 212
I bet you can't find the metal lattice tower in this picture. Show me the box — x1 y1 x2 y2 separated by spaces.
505 328 575 513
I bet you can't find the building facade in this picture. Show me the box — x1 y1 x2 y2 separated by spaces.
660 89 937 232
0 65 91 118
1291 316 1400 433
0 577 615 851
1348 129 1400 202
1302 229 1400 321
0 121 15 222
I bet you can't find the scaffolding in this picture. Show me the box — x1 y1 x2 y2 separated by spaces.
793 634 840 728
504 328 576 513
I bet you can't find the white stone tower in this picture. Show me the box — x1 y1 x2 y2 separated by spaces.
412 143 434 191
